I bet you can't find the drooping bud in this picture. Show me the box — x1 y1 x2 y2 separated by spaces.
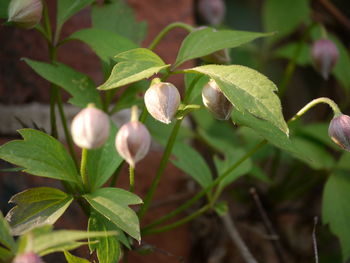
115 121 151 167
71 105 110 149
202 79 233 120
8 0 43 29
144 80 181 124
328 114 350 151
197 0 226 26
311 38 339 80
12 252 44 263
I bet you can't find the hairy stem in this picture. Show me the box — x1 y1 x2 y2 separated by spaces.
80 148 90 191
129 165 135 193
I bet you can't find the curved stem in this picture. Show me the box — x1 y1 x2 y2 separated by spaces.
288 97 342 122
129 165 135 193
148 22 194 50
80 148 90 191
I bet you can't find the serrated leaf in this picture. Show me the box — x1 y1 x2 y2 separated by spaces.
68 28 138 63
87 123 123 190
0 211 16 251
6 187 73 235
91 0 147 44
83 188 143 241
323 171 350 261
57 0 95 31
98 48 170 90
24 59 101 108
174 27 272 68
0 129 80 183
172 143 213 189
64 251 90 263
187 65 289 134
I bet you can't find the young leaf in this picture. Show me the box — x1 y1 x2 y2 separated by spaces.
64 251 90 263
57 0 95 32
6 187 73 235
87 123 123 190
83 188 143 241
24 59 102 108
91 0 147 44
323 171 350 261
0 211 16 251
68 28 138 63
98 48 170 90
187 65 289 134
174 28 272 68
0 129 80 184
171 143 213 189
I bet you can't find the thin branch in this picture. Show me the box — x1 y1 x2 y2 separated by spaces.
221 213 258 263
316 0 350 32
313 217 319 263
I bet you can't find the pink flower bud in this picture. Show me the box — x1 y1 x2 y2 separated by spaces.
71 106 110 149
328 114 350 151
12 252 44 263
202 79 233 120
311 39 339 80
144 81 181 124
8 0 43 29
197 0 226 26
115 121 151 167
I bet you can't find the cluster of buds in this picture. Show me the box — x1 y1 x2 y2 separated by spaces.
12 252 44 263
328 114 350 151
8 0 43 29
197 0 226 26
311 38 339 80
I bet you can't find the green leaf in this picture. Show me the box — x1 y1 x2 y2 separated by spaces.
331 36 350 91
172 143 213 189
33 230 116 255
24 59 101 108
274 42 311 66
6 187 73 235
91 0 147 44
68 28 138 63
88 212 122 263
0 0 10 19
323 171 350 261
98 48 169 90
0 211 16 251
187 65 289 134
57 0 94 31
0 246 13 261
83 188 143 241
263 0 310 42
175 28 272 68
87 123 123 190
0 129 80 183
64 251 90 263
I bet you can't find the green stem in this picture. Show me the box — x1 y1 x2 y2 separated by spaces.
129 166 135 192
142 204 210 235
148 22 194 50
131 105 139 122
80 148 90 191
142 140 267 232
288 97 342 122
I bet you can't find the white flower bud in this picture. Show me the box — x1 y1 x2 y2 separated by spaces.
13 252 44 263
115 121 151 167
197 0 226 26
144 81 181 124
71 106 110 149
8 0 43 29
202 79 233 120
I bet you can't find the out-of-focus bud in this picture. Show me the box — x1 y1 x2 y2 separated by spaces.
328 114 350 151
311 38 339 80
144 80 181 124
8 0 43 29
201 48 231 64
12 252 44 263
71 105 110 149
115 121 151 167
202 79 233 120
197 0 225 26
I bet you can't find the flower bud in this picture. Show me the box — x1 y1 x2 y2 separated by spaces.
328 114 350 151
202 79 233 120
201 48 231 64
115 121 151 167
8 0 43 29
311 38 339 80
144 81 181 124
13 252 44 263
71 105 110 149
197 0 225 26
